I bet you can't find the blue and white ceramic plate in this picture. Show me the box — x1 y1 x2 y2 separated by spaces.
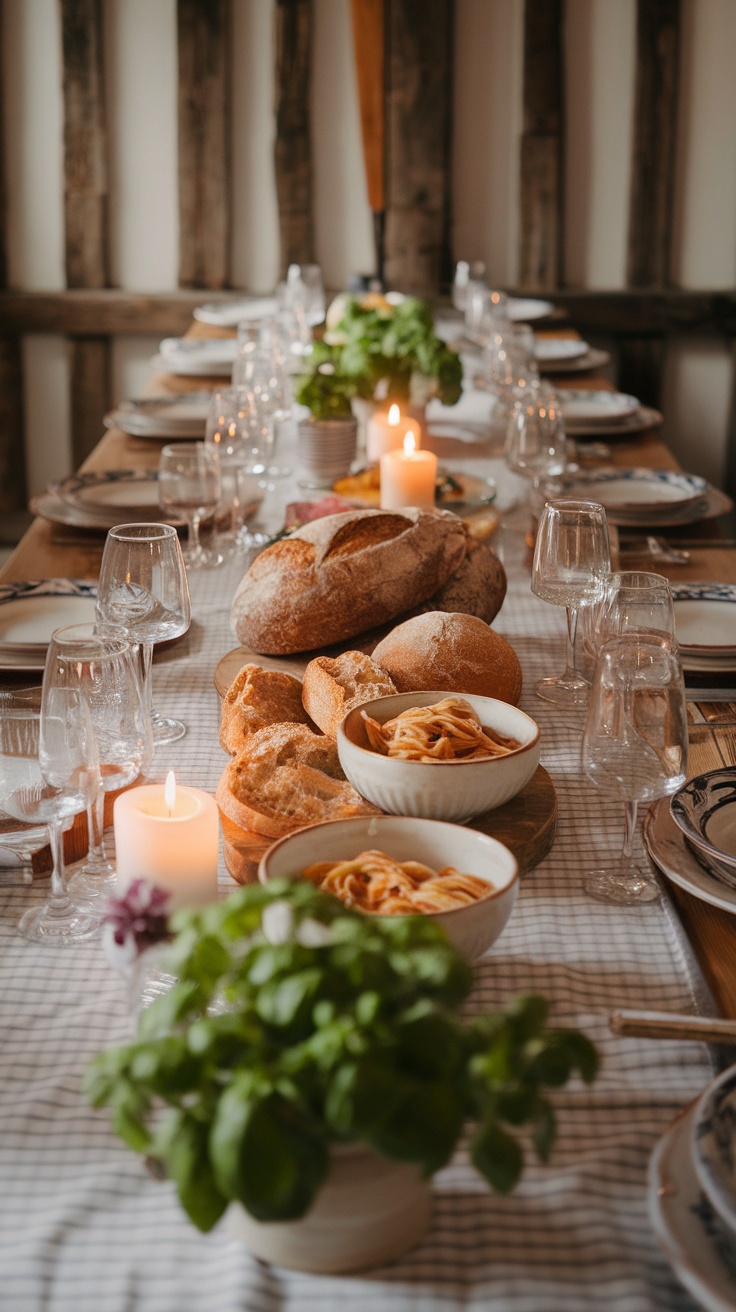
564 467 712 526
673 584 736 657
644 799 736 918
693 1065 736 1243
649 1104 736 1312
0 580 98 670
670 769 736 889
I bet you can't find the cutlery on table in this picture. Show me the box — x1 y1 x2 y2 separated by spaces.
611 1009 736 1043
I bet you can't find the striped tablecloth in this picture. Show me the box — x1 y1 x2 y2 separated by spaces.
0 428 714 1312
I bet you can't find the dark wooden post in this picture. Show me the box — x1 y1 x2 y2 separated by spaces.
519 0 564 292
274 0 314 276
177 0 231 291
60 0 111 466
0 0 27 522
383 0 453 296
351 0 385 281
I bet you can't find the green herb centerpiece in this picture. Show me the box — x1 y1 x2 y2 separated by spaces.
86 879 597 1268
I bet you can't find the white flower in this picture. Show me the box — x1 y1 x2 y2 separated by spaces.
296 918 333 948
261 900 294 945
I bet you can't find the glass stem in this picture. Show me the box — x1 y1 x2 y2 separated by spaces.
189 513 202 553
47 820 69 906
86 789 107 864
563 605 580 684
140 641 154 722
621 799 639 869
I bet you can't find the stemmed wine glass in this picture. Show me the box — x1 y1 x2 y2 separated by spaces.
582 635 688 903
158 442 223 570
531 498 611 707
205 386 274 552
45 623 151 905
505 382 567 538
96 523 191 746
0 685 100 943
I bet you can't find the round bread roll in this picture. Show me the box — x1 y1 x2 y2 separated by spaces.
371 611 522 706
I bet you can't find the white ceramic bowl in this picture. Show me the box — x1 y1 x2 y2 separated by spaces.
670 769 736 889
336 691 541 824
258 814 519 960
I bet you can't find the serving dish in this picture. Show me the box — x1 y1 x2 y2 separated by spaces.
258 814 519 961
670 769 736 889
649 1104 736 1312
337 691 540 824
692 1064 736 1244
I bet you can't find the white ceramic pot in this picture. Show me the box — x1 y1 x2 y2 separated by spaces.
225 1142 432 1273
297 417 358 487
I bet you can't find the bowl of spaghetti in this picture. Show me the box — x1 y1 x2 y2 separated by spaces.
337 692 540 823
258 815 519 959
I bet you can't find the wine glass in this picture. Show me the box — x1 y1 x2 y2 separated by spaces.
158 442 223 570
505 382 567 537
531 498 611 707
582 635 688 903
96 523 191 746
0 685 100 943
484 322 539 403
45 623 151 905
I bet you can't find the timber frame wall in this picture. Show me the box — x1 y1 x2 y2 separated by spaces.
1 0 735 518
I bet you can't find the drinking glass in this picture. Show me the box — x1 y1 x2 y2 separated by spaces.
96 523 191 746
506 382 567 516
596 571 677 651
158 442 223 570
45 623 151 905
465 285 508 344
582 635 688 903
531 498 611 707
452 260 470 311
0 685 100 943
484 323 539 401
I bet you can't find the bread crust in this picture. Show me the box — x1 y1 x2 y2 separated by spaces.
302 651 397 738
230 507 467 655
371 611 523 706
215 722 380 837
219 663 312 754
415 539 507 625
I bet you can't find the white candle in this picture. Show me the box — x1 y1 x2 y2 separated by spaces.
113 771 219 912
380 432 438 509
366 404 420 463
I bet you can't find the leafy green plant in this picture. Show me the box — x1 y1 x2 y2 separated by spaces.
330 294 463 407
85 880 598 1233
293 342 359 421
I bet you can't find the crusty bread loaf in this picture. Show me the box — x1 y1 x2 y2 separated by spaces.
230 507 467 655
371 611 523 706
216 722 380 837
219 663 312 755
415 539 507 625
302 651 397 739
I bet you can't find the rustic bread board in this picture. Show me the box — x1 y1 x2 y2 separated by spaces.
220 764 556 887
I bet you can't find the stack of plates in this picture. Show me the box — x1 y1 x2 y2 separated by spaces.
104 394 212 440
560 389 663 438
31 470 181 532
563 467 717 528
649 1065 736 1312
533 338 612 373
193 297 278 328
506 298 554 322
673 584 736 676
0 580 98 672
150 336 237 377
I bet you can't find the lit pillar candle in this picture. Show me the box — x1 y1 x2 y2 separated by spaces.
113 771 219 912
366 403 420 463
380 432 438 509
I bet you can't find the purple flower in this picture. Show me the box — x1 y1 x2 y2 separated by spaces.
102 879 171 970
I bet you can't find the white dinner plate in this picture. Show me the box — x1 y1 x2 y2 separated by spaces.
193 297 279 328
673 585 736 657
563 406 664 439
560 390 640 424
0 581 98 669
564 468 710 525
32 472 185 532
151 337 237 377
506 298 555 322
104 395 211 439
533 338 589 364
644 799 736 917
649 1105 736 1312
538 346 612 375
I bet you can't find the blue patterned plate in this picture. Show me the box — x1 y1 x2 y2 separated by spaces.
0 580 98 668
672 584 736 657
670 769 736 889
693 1065 736 1244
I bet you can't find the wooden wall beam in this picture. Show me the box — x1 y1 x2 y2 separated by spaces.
723 342 736 505
0 0 25 517
519 0 563 292
177 0 231 290
383 0 453 296
627 0 681 287
60 0 109 289
69 336 111 467
274 0 314 275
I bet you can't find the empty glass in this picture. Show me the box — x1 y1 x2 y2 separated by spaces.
158 442 223 570
582 635 688 903
0 685 100 943
531 499 611 707
96 523 191 745
484 322 539 401
506 382 567 518
46 623 151 905
465 284 508 344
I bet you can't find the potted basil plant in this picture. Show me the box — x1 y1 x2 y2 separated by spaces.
86 879 598 1274
292 343 360 487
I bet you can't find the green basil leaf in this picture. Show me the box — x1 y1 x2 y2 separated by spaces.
532 1100 556 1163
256 968 322 1031
470 1118 523 1194
163 1110 229 1233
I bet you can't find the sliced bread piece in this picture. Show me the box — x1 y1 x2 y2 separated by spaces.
219 663 312 755
216 722 380 837
301 651 397 739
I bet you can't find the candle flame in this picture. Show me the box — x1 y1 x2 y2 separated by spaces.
388 404 400 426
403 431 417 456
165 771 176 815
